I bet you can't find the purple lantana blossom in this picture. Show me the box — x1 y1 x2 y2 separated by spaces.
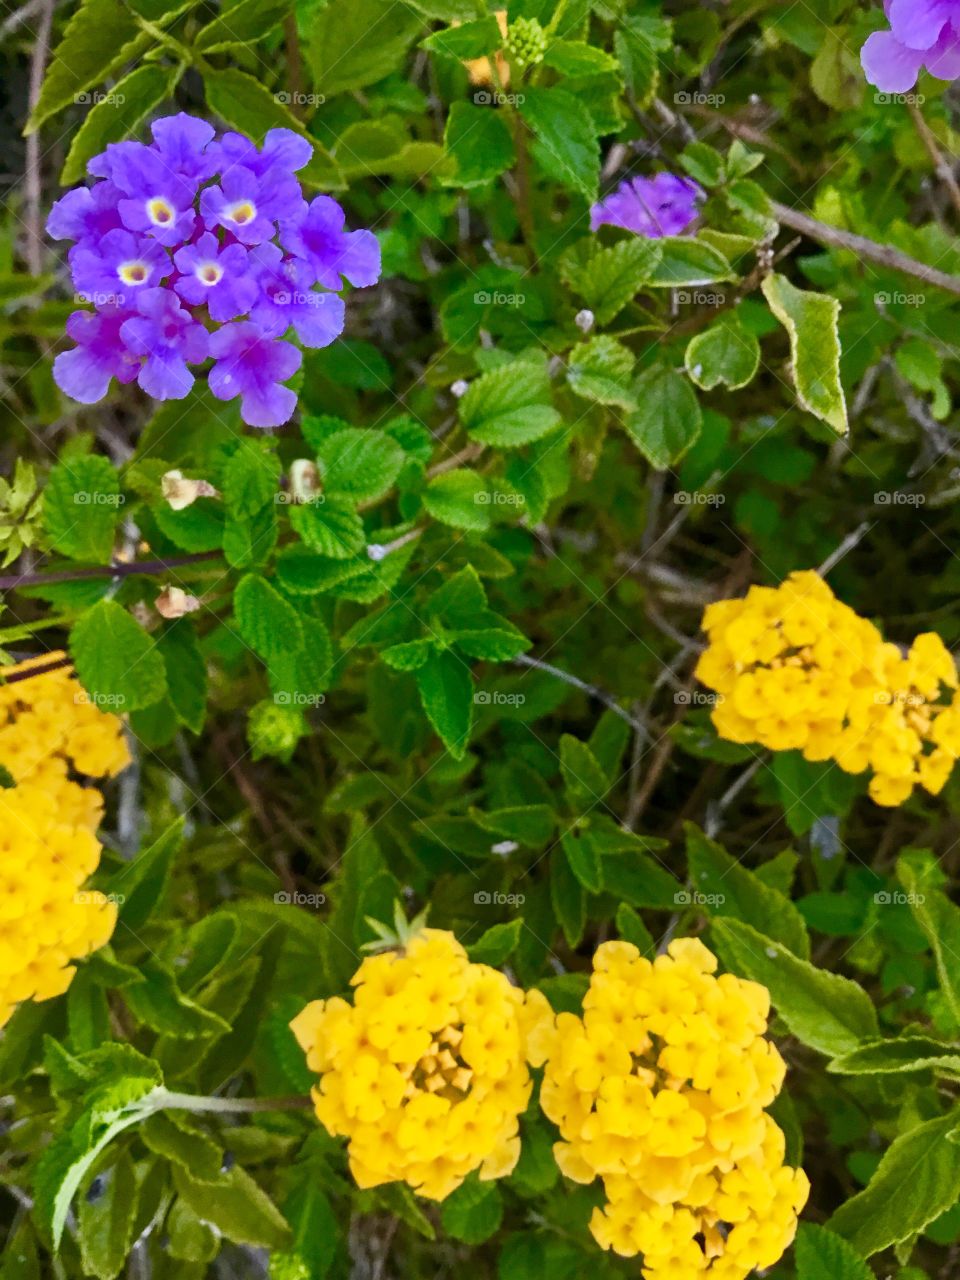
70 229 169 307
281 195 381 290
120 289 209 401
248 243 346 347
173 233 259 322
53 311 141 403
590 173 704 239
862 1 960 93
208 322 301 428
48 113 381 426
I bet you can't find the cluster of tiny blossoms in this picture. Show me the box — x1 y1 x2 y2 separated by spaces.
47 113 380 427
0 654 129 1026
537 939 808 1280
696 570 960 806
291 929 552 1200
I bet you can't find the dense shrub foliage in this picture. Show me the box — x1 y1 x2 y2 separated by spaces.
5 0 960 1276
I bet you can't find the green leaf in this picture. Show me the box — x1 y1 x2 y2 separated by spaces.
519 87 599 203
289 498 366 559
643 238 733 287
25 0 149 133
460 362 560 447
440 1178 503 1244
685 313 760 391
173 1165 291 1249
70 599 167 712
795 1223 873 1280
194 0 291 51
566 337 635 408
558 237 660 324
44 455 121 562
828 1036 960 1078
158 620 207 734
60 64 181 185
422 15 501 57
615 903 656 956
761 272 848 434
828 1112 960 1256
316 429 405 502
810 29 864 111
562 830 603 894
111 817 183 931
308 0 422 97
467 919 523 965
685 824 810 959
222 441 280 521
234 574 304 663
624 366 702 469
77 1150 139 1280
415 650 474 759
551 849 586 948
711 918 878 1056
443 103 515 188
559 734 609 811
123 963 233 1038
470 805 555 846
898 851 960 1025
543 39 619 77
423 469 490 531
140 1112 223 1181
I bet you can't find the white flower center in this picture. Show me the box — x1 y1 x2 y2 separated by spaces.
225 200 256 226
196 262 224 286
117 260 149 285
146 197 175 226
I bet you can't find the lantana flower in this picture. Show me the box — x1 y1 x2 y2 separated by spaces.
291 927 553 1201
47 112 381 428
862 0 960 93
590 172 703 239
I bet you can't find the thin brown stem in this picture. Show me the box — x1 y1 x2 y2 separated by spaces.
908 100 960 221
0 550 223 592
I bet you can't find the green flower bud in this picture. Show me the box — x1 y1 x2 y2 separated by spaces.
506 16 546 68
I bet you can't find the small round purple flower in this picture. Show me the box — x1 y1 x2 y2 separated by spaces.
70 229 168 308
173 232 258 322
247 243 345 348
281 195 381 290
214 128 314 180
119 288 209 401
149 112 220 184
208 322 301 428
94 141 198 246
590 173 704 239
47 183 124 244
862 0 960 92
53 311 141 403
200 165 306 246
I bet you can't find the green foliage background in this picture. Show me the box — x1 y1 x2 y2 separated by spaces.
4 0 960 1276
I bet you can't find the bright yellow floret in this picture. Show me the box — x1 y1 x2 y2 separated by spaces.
0 652 129 1026
538 938 808 1280
696 570 960 807
291 927 554 1201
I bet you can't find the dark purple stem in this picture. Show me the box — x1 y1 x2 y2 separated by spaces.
0 551 223 593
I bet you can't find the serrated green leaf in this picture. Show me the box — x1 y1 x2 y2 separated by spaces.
828 1035 960 1077
761 272 848 434
70 599 167 712
685 312 760 390
467 919 523 965
460 362 560 448
566 336 635 408
44 455 120 562
440 1178 503 1243
423 469 490 531
234 573 304 663
624 366 702 469
795 1223 873 1280
60 64 181 186
415 650 474 759
77 1149 139 1280
519 87 599 203
195 0 291 52
289 498 366 559
317 429 405 503
442 103 515 188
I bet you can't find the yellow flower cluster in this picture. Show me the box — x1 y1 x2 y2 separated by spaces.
696 570 960 806
290 928 552 1200
537 939 808 1280
0 653 130 1027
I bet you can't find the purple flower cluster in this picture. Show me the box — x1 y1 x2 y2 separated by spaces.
48 113 380 427
590 173 703 239
862 0 960 93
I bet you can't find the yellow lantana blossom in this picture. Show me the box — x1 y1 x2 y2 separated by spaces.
0 653 130 1026
537 939 808 1280
696 570 960 806
290 927 553 1200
